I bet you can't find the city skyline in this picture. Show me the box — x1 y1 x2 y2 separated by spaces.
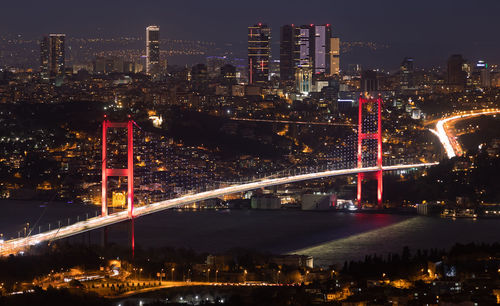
1 0 499 67
1 2 500 305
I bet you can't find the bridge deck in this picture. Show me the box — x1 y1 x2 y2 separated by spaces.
0 163 436 256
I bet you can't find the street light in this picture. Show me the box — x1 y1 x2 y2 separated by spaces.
207 269 210 282
171 268 174 281
215 269 219 283
243 269 247 283
277 270 281 284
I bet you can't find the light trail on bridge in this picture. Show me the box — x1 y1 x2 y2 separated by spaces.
230 117 355 126
0 162 436 256
430 109 500 158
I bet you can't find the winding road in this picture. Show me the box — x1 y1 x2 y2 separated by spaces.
429 109 500 158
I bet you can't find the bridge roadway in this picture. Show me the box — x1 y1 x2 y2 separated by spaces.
230 117 355 126
0 163 437 256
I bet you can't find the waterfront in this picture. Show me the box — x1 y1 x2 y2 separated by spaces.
2 200 500 267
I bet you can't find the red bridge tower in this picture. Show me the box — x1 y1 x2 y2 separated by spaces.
357 94 383 208
102 116 134 218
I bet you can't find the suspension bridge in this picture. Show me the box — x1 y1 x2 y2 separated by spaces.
1 95 439 256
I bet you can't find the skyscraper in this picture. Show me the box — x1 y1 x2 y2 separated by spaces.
40 36 49 83
297 25 312 69
279 24 335 83
312 24 331 74
248 23 271 85
40 34 65 83
447 54 467 88
279 25 296 81
146 25 160 78
400 57 414 89
328 37 340 76
295 26 313 94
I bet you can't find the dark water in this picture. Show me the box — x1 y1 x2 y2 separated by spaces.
2 201 500 267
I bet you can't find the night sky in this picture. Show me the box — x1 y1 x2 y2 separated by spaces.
2 0 500 68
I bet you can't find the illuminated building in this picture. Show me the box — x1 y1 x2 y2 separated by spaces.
248 23 271 84
328 37 340 76
476 60 491 88
312 24 331 74
39 36 49 83
296 67 312 95
297 25 312 69
279 24 335 82
400 57 414 89
40 34 65 83
220 64 237 85
146 25 160 78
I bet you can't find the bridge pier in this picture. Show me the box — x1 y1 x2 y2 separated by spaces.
101 226 108 248
130 218 135 258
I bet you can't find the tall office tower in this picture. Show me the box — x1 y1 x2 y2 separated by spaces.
279 25 296 81
280 24 333 80
146 25 160 78
295 26 313 94
297 25 312 69
312 24 331 74
400 57 414 89
40 36 49 82
49 34 65 79
447 54 467 88
248 23 271 85
328 37 340 76
40 34 65 83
